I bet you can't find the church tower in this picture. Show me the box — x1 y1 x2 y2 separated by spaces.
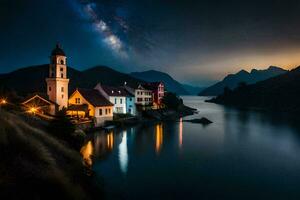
46 43 69 110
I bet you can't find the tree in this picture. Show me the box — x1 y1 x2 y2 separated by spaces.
162 92 183 110
47 109 75 141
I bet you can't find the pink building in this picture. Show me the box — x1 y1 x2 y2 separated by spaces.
142 82 165 107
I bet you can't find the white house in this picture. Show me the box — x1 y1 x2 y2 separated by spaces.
95 83 135 115
134 84 153 106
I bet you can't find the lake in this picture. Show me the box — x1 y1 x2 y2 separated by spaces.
81 96 300 200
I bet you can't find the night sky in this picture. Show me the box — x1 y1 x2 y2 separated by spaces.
2 0 300 86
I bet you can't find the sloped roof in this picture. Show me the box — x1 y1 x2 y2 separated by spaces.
101 85 134 97
123 85 135 96
142 82 163 90
77 88 113 107
21 93 58 106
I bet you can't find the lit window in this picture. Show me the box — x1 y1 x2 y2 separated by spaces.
75 98 80 104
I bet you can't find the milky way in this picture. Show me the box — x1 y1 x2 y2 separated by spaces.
70 0 129 58
3 0 300 86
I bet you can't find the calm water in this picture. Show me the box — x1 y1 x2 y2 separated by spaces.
82 96 300 200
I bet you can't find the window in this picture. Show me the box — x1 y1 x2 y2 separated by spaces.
62 94 64 99
108 109 111 114
141 92 143 95
49 86 51 91
75 98 80 104
61 73 63 78
60 60 64 65
115 98 117 104
105 109 108 115
120 99 122 104
60 67 63 71
61 87 64 92
116 107 123 113
51 73 54 77
129 98 132 101
99 109 102 116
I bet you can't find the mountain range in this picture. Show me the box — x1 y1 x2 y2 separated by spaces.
199 66 287 96
0 65 201 96
0 65 144 96
208 66 300 112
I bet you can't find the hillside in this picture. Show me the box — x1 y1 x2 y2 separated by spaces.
0 110 94 199
208 66 300 112
130 70 189 95
0 65 144 96
182 84 205 95
199 66 287 96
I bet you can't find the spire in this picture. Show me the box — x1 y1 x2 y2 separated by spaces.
56 42 61 49
51 42 66 56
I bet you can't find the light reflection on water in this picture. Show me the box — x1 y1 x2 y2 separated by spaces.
155 123 163 154
119 131 128 175
80 141 93 168
81 96 300 200
179 117 183 149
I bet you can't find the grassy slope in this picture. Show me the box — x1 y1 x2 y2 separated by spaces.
0 110 93 200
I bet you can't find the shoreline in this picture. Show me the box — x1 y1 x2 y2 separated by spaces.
87 104 197 131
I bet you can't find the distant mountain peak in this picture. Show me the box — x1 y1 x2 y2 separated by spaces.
268 66 281 70
237 69 249 74
199 66 287 96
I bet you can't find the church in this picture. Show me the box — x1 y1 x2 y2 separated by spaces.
21 44 114 126
21 44 69 116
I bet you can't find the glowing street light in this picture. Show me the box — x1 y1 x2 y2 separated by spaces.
0 99 7 105
29 107 38 115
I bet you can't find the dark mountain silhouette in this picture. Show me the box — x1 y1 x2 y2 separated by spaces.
208 66 300 112
0 65 144 96
130 70 189 95
182 84 205 95
199 66 287 96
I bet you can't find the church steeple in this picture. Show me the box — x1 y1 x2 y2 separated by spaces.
46 43 69 111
